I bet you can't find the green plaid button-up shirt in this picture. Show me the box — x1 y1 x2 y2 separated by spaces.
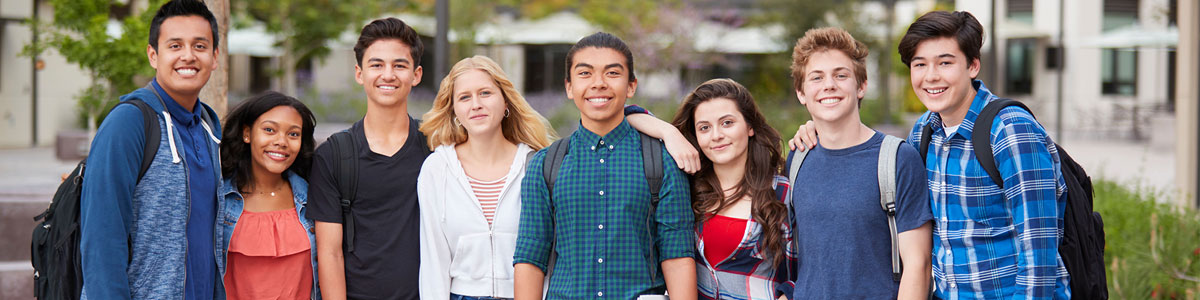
515 119 694 299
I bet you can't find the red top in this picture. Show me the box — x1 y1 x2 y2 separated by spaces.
701 213 749 267
224 209 312 300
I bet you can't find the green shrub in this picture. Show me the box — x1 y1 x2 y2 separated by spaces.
1095 180 1200 299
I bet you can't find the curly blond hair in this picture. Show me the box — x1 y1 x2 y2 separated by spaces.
789 27 869 93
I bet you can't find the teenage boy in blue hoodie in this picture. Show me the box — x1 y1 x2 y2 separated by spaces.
79 1 223 299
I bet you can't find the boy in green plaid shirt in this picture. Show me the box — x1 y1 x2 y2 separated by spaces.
513 32 697 300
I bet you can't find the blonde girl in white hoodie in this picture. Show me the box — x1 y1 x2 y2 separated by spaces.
417 55 553 300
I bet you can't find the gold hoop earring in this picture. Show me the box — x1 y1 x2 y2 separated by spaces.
453 117 462 127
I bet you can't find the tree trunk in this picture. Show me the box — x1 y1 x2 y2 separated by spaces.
200 0 230 119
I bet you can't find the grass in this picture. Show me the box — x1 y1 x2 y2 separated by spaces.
1095 180 1200 299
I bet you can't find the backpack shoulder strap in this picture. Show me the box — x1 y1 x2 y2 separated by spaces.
972 98 1032 188
785 149 809 260
327 130 359 253
918 122 934 165
118 99 161 183
640 133 664 204
542 136 571 199
878 135 904 282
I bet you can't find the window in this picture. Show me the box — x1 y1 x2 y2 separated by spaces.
523 44 569 95
1006 38 1035 95
1101 48 1137 95
1103 0 1139 31
1007 0 1034 24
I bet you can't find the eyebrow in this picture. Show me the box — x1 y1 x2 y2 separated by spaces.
912 53 956 61
367 58 411 64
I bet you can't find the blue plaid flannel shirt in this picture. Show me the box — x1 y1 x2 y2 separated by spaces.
906 80 1070 300
514 119 694 299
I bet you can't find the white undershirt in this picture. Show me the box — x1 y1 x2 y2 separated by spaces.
944 124 961 138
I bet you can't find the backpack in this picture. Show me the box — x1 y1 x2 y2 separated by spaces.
31 97 162 300
785 135 907 281
918 98 1108 299
326 120 427 253
540 133 664 281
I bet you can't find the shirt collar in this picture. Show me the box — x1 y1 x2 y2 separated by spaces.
152 78 199 126
571 119 635 152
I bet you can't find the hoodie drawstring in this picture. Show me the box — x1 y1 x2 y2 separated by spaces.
162 111 181 163
200 121 221 144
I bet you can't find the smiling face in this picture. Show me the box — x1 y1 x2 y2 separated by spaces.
355 39 423 107
147 15 218 102
908 37 980 126
565 47 637 134
243 106 303 178
796 49 867 124
452 69 507 138
693 97 753 168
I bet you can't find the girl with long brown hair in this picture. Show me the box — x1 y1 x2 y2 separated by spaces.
668 78 794 299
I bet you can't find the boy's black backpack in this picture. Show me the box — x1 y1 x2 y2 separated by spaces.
31 98 161 300
919 98 1108 299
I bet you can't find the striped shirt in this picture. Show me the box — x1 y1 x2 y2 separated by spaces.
906 80 1070 300
697 175 795 300
467 175 507 225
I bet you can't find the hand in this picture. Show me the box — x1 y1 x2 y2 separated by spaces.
662 132 701 174
788 120 818 151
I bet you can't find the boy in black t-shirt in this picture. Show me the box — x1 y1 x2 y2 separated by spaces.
306 18 431 299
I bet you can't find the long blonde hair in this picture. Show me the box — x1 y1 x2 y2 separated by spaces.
421 55 554 150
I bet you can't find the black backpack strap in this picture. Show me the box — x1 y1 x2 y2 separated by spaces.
115 99 160 182
328 131 359 253
639 133 665 282
542 136 571 199
640 133 664 206
972 98 1032 188
918 122 934 165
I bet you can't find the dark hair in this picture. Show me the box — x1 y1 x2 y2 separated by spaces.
565 32 636 82
898 11 984 67
149 0 219 50
220 92 317 190
669 78 787 265
354 17 424 67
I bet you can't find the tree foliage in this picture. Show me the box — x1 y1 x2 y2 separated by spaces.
24 0 167 128
235 0 406 67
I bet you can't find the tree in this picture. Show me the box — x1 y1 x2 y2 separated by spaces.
200 0 229 118
236 0 408 96
24 0 167 131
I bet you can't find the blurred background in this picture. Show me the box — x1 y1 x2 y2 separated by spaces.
1 0 1198 298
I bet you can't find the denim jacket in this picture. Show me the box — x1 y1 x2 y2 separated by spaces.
215 171 320 299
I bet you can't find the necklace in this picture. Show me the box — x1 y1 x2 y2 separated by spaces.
244 183 285 197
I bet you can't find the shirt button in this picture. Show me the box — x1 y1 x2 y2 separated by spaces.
591 146 596 151
598 224 604 230
608 145 614 149
598 258 605 263
597 292 604 297
599 159 605 164
598 191 605 196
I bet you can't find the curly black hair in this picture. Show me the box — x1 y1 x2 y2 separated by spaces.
220 91 317 190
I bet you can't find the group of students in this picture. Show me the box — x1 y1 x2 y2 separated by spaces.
77 0 1073 299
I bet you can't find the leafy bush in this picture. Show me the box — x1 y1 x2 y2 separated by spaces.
1095 180 1200 299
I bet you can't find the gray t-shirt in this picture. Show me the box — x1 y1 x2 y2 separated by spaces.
788 132 932 299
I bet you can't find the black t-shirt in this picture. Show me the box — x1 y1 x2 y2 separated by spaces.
308 118 430 299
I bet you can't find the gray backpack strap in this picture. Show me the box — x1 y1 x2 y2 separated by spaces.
785 148 809 261
878 135 904 281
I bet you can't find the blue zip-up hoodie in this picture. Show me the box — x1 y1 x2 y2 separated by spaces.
80 85 222 300
215 171 320 299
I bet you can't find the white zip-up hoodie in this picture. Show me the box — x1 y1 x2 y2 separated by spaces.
417 143 532 299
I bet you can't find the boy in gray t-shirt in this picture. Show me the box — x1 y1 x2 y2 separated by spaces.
786 27 933 299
